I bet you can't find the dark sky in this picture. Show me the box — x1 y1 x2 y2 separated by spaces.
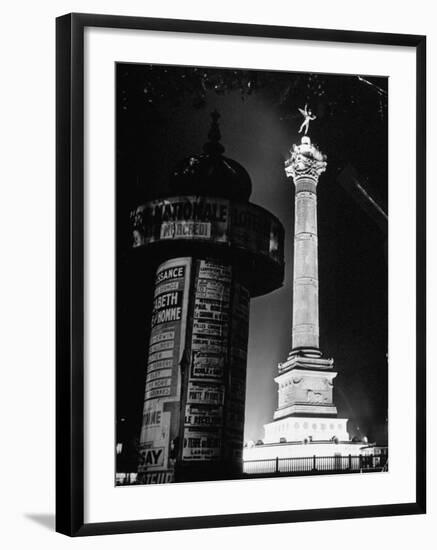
116 64 388 453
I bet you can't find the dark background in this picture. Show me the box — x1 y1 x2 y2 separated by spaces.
116 63 388 469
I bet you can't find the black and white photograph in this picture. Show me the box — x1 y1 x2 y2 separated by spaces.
115 63 388 486
0 1 430 545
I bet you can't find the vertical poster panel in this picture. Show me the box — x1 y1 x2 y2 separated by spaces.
224 282 250 463
182 259 232 462
138 257 191 483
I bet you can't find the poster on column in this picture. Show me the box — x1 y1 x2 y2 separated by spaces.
225 282 250 462
138 258 191 482
182 259 231 461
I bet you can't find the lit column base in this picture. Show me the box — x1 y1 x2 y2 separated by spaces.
264 416 349 444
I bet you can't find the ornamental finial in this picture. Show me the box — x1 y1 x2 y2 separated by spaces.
203 109 225 156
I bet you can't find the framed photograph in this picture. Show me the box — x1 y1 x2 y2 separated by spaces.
56 13 426 536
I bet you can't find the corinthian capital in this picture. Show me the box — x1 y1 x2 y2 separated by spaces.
285 136 327 181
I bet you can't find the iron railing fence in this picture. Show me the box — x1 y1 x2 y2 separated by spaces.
243 454 387 475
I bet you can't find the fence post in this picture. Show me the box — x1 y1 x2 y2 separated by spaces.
348 454 352 470
275 456 279 473
359 454 363 470
313 455 317 471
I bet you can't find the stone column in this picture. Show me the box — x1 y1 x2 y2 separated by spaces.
285 136 327 354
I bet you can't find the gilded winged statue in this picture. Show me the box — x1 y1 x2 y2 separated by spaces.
298 104 317 135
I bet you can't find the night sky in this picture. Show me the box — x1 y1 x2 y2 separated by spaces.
116 63 388 463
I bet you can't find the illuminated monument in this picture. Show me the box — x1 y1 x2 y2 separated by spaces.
131 112 284 483
263 135 349 444
244 117 375 467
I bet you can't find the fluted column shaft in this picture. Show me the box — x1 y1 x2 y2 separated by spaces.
292 177 319 349
284 136 327 354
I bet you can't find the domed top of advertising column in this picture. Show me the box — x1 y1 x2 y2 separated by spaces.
131 111 285 297
169 110 252 202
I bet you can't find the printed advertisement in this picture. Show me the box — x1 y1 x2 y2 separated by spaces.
187 381 224 406
182 259 231 462
182 428 222 461
138 258 191 481
134 197 228 245
131 196 284 267
224 282 250 462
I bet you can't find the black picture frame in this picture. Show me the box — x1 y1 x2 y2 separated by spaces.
56 12 426 537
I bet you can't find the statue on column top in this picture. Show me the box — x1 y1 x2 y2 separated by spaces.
298 104 317 135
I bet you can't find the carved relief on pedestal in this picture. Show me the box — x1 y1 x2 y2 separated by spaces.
278 371 335 409
307 390 323 403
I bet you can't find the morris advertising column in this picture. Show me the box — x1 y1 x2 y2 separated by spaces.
131 112 285 483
